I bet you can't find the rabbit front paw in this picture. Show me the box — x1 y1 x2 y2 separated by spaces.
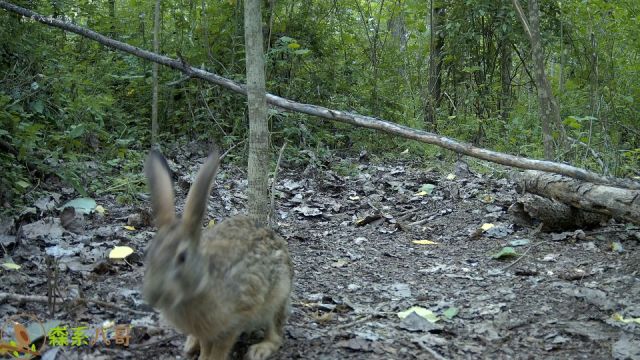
246 341 279 360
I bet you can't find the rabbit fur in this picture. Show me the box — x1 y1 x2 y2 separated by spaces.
143 149 293 360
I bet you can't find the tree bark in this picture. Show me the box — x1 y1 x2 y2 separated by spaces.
512 0 564 160
509 194 610 231
244 0 270 224
151 0 161 146
516 170 640 225
2 1 638 190
425 0 444 129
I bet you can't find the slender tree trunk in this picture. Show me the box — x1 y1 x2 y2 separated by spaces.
513 0 563 160
499 41 512 121
244 0 270 223
589 31 599 116
425 0 444 130
201 0 213 62
151 0 161 146
108 0 116 37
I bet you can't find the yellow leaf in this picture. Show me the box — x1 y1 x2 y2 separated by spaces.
412 240 438 245
349 196 360 201
397 306 440 322
416 191 428 196
446 173 456 180
480 194 495 203
331 259 348 268
109 246 134 259
95 205 106 215
123 225 136 231
287 42 301 49
207 219 216 228
481 223 495 231
613 313 640 324
1 262 21 270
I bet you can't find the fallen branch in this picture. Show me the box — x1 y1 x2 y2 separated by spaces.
0 292 152 316
1 1 638 189
517 170 640 225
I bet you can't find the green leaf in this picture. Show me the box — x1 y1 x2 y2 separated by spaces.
443 306 459 319
16 180 30 189
419 184 436 195
68 124 86 138
294 49 311 55
30 99 45 114
492 246 518 259
58 197 96 214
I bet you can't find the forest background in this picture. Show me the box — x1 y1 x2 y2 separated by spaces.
1 0 638 210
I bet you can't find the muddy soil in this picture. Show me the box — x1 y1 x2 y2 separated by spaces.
1 148 639 360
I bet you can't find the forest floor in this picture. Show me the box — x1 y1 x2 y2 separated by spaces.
1 144 639 360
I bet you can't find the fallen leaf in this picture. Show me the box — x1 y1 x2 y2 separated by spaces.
94 205 106 215
418 184 436 195
331 259 348 268
612 313 640 324
412 240 438 245
58 197 97 214
123 225 136 231
510 239 530 246
398 306 439 323
1 262 21 270
611 241 624 253
492 246 518 259
207 219 216 228
481 223 495 231
109 246 134 259
446 173 456 180
443 306 459 319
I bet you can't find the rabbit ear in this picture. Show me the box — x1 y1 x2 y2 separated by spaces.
183 147 221 240
145 150 176 227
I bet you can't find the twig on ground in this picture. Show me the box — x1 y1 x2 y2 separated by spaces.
502 239 549 271
269 141 287 225
129 334 182 350
334 315 374 331
0 292 152 316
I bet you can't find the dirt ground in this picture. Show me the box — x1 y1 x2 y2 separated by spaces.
1 146 639 359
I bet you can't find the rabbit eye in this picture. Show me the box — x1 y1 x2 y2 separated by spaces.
176 251 187 265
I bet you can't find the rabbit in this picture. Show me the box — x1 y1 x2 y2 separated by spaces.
143 148 293 360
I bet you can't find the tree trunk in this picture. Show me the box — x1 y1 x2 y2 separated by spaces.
512 0 564 160
244 0 270 224
425 0 444 130
151 0 161 146
108 0 116 37
528 0 561 159
515 170 640 225
509 194 610 232
151 0 160 146
200 0 213 62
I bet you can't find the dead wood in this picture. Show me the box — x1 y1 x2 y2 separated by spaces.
508 194 610 231
1 1 639 190
515 170 640 226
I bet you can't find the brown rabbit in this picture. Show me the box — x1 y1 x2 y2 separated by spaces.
143 148 293 360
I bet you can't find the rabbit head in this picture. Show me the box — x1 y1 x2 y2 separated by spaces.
143 149 220 310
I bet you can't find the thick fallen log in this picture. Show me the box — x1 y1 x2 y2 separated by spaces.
1 1 639 190
515 170 640 226
508 194 610 231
